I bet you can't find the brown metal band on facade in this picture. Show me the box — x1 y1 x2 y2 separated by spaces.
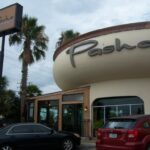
53 21 150 61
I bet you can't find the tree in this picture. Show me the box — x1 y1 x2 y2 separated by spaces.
0 76 8 93
9 15 49 121
0 77 8 104
27 84 42 97
0 77 20 121
56 30 80 48
0 76 9 118
0 90 20 122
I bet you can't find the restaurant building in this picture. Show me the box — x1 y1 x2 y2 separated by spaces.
27 22 150 137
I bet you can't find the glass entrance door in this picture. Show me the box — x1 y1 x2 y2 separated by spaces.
38 100 59 130
62 104 83 136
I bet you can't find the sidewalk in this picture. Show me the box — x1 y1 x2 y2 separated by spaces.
77 137 96 150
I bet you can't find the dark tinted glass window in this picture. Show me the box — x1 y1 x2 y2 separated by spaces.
9 125 33 134
118 105 130 116
104 119 136 129
38 100 59 130
32 125 51 133
131 105 144 115
39 107 47 121
50 100 59 106
27 102 34 122
143 122 150 128
62 104 83 136
63 94 83 101
93 96 143 106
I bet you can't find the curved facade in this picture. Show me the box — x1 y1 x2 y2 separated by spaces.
53 22 150 90
27 22 150 138
52 22 150 137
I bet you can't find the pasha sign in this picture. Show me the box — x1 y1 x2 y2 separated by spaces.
0 3 23 36
66 39 150 68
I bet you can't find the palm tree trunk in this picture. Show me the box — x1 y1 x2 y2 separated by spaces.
20 59 28 122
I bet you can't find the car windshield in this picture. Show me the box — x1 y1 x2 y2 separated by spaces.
104 119 136 129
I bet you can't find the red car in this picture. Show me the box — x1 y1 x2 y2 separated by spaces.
96 115 150 150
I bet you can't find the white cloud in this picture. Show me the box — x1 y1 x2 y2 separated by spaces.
51 0 102 15
1 0 150 94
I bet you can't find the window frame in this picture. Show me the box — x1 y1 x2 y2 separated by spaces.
6 124 52 135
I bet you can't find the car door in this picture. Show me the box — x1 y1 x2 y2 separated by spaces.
7 124 41 149
32 124 60 149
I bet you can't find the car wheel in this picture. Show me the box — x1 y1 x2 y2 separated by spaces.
62 138 74 150
1 145 13 150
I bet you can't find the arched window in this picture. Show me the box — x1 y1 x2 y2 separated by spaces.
93 96 143 106
92 96 144 136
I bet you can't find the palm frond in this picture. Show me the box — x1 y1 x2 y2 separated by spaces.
33 46 46 61
56 29 80 48
35 40 48 50
9 34 22 46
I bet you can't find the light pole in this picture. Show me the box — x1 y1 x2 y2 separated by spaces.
0 35 5 78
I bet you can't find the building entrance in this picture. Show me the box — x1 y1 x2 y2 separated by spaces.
62 104 83 136
38 100 59 130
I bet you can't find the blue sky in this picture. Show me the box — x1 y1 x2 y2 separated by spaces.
0 0 150 94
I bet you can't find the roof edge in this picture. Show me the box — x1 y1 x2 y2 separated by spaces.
53 21 150 61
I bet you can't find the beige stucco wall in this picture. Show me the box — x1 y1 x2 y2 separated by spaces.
53 29 150 90
90 78 150 116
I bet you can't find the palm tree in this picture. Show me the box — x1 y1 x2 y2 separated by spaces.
9 15 49 121
56 30 80 48
27 84 42 97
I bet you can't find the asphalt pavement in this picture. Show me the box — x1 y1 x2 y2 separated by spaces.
77 138 96 150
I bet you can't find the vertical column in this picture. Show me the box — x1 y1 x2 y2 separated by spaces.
0 35 5 78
